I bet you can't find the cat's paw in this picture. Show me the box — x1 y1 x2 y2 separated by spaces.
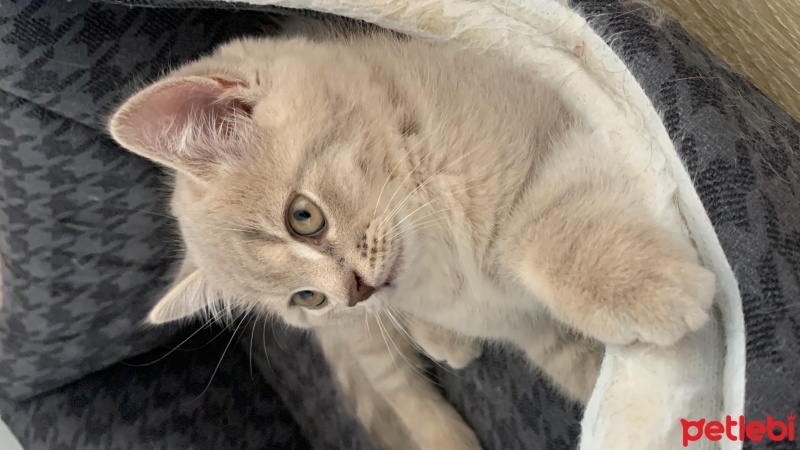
409 322 482 369
423 337 482 370
584 261 716 347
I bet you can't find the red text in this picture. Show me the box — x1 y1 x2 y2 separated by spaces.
681 415 796 447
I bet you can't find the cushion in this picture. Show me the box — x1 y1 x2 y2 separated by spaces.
2 1 797 450
0 326 308 449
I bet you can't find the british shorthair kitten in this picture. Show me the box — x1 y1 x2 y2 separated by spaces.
108 22 715 450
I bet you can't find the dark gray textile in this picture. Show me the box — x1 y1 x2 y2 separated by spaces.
0 1 308 448
247 324 379 450
247 322 583 450
0 0 277 400
0 325 308 449
1 0 798 449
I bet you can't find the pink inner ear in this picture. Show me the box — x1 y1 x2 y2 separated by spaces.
110 75 255 177
210 76 248 90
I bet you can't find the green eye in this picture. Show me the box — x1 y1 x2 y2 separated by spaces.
287 195 326 236
291 290 327 308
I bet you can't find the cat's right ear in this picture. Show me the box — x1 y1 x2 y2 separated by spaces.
108 75 257 181
147 268 215 325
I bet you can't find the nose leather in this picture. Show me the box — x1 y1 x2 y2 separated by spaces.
348 273 376 307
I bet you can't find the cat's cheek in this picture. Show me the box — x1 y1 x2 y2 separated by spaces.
281 305 337 329
279 308 313 329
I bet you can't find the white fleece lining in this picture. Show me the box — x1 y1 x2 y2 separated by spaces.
225 0 747 448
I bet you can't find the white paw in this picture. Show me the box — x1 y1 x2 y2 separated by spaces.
410 323 482 369
423 338 482 369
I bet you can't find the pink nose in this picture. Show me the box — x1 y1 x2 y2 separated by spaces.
348 272 376 307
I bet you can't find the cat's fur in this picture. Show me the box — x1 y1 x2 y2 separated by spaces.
108 25 715 450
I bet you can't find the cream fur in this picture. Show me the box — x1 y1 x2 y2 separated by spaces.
108 30 715 449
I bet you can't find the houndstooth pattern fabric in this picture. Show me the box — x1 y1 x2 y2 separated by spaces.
0 1 307 448
245 320 583 450
0 0 279 400
0 325 308 449
1 0 798 449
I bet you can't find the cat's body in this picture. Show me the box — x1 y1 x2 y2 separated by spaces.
109 26 714 450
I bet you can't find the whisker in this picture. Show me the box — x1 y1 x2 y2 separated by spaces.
386 310 462 378
122 317 215 367
383 309 423 353
386 307 463 379
166 320 234 352
186 310 251 404
373 311 399 370
390 218 450 241
379 171 488 233
123 208 176 221
389 167 533 240
402 216 451 232
378 137 436 222
248 311 258 379
372 135 424 221
379 180 485 239
379 141 491 229
381 202 450 239
271 317 290 353
260 315 278 379
376 312 427 378
364 311 372 340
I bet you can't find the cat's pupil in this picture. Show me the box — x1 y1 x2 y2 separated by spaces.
294 210 311 221
297 290 313 299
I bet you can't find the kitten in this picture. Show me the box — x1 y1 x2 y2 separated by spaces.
108 27 715 450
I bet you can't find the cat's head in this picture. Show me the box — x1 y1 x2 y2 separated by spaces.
109 37 422 328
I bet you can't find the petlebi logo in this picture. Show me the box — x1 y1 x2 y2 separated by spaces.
681 415 796 447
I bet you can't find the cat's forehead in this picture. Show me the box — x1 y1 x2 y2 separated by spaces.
195 140 365 234
179 48 398 228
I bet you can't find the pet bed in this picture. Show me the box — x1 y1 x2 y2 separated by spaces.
0 1 797 450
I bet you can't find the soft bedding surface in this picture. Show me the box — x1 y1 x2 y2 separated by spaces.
0 1 797 450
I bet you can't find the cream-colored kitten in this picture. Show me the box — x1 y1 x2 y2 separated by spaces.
109 28 714 450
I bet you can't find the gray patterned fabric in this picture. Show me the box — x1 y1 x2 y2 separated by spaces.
0 0 280 400
1 325 307 449
0 1 307 448
247 321 583 450
1 0 797 449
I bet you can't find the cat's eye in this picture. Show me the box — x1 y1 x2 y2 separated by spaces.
291 290 327 308
287 195 326 236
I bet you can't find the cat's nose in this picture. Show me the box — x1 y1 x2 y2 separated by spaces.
347 272 376 307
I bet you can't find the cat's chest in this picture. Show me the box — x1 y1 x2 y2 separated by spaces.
393 232 540 340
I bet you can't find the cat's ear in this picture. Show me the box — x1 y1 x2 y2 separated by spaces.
147 265 215 325
109 75 257 180
147 271 213 324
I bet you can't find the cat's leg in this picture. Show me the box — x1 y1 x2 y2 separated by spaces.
514 317 604 404
407 316 599 404
406 318 482 370
314 314 482 450
496 133 715 348
498 184 714 347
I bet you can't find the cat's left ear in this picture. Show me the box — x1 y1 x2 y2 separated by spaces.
108 74 257 181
